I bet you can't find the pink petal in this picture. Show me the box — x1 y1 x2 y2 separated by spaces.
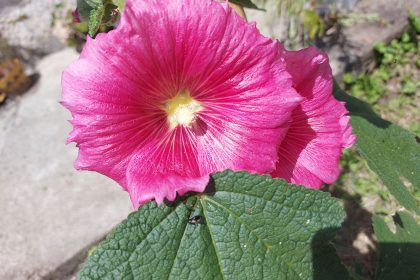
62 0 301 207
271 46 356 188
127 171 210 207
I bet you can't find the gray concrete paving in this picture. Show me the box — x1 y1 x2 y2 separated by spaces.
0 49 132 280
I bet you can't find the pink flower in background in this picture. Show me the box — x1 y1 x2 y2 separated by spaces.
72 8 81 23
271 46 356 188
61 0 301 208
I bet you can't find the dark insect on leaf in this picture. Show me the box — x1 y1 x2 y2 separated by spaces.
188 215 204 225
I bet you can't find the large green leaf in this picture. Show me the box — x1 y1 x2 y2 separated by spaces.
334 83 420 214
373 212 420 280
79 170 348 279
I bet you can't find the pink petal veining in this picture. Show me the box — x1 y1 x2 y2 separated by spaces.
271 46 356 189
61 0 302 208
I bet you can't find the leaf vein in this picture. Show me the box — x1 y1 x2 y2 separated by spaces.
204 197 302 279
200 199 228 280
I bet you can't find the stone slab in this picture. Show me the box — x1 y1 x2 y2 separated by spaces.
324 0 420 78
0 49 132 280
0 0 75 55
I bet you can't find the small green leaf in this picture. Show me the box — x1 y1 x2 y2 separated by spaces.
112 0 126 12
77 0 103 20
334 82 420 214
79 170 348 279
85 0 103 7
230 0 262 10
102 3 119 27
303 10 325 39
373 212 420 280
73 22 88 34
88 5 105 37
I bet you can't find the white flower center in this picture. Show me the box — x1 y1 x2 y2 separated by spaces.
163 91 203 129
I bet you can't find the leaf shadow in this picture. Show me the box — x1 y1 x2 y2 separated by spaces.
312 229 420 279
314 186 420 279
312 227 351 280
203 176 216 195
373 242 420 280
314 184 378 279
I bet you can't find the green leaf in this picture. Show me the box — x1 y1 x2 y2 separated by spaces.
303 10 325 39
79 170 348 279
74 22 88 34
77 0 103 20
230 0 262 10
334 83 420 214
409 11 420 33
102 3 120 27
373 212 420 280
88 5 105 37
112 0 126 12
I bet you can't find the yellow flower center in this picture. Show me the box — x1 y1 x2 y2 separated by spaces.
163 90 203 129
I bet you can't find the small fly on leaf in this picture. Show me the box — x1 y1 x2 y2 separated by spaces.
188 215 204 225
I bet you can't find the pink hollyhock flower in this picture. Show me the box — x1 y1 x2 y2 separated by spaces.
61 0 302 208
271 46 356 188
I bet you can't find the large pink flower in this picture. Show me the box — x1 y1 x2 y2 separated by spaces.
271 46 356 188
61 0 301 208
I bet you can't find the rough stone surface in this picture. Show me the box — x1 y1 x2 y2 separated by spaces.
0 49 132 280
247 0 420 77
323 0 420 77
0 0 75 55
246 0 358 42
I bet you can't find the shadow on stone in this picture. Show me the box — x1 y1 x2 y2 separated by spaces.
42 236 106 280
326 182 377 278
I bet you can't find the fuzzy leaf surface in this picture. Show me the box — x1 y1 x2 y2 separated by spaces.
77 0 103 20
373 212 420 280
88 5 105 37
334 83 420 214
